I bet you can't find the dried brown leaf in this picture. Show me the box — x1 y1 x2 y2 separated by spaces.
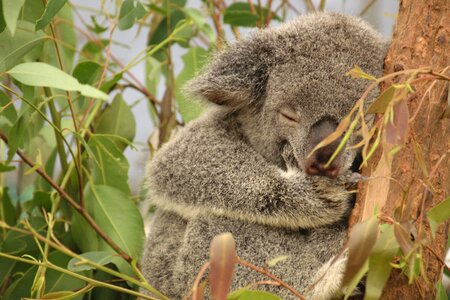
361 149 393 220
342 216 379 286
385 100 409 145
393 222 415 256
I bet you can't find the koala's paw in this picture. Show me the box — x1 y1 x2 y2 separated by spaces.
305 253 347 300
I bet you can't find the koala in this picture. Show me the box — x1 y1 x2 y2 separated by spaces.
141 13 387 300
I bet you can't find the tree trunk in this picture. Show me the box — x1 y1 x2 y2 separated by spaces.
351 0 450 299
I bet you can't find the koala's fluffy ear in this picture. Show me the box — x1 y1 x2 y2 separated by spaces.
185 33 274 108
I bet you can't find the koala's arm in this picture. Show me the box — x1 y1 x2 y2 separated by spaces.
146 112 351 229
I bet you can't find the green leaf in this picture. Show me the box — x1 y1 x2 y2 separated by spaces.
367 86 396 114
35 0 68 30
87 15 108 34
7 112 28 162
72 61 102 85
1 187 16 226
0 90 17 126
227 289 283 300
435 281 448 300
7 62 109 100
175 47 207 122
68 251 115 272
171 20 196 46
100 72 123 93
0 258 16 287
148 9 184 60
0 21 47 72
32 191 52 212
94 94 136 151
365 225 399 300
0 3 6 33
0 164 16 172
223 3 259 27
223 3 279 27
146 56 162 95
88 135 131 195
42 4 76 71
182 8 215 43
118 0 147 31
80 39 108 62
2 252 85 300
71 184 145 259
2 0 26 35
427 196 450 237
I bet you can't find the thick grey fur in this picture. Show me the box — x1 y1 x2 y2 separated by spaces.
141 12 387 300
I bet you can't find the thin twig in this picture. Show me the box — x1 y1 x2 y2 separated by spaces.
237 257 306 299
0 252 158 300
191 262 210 300
44 0 84 207
359 0 377 16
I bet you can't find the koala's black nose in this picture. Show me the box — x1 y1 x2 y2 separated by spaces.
304 146 340 179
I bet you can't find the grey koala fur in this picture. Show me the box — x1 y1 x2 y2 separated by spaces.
141 12 387 299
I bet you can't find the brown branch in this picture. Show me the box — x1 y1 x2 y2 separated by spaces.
0 132 132 262
237 257 306 299
190 261 210 300
358 0 377 16
43 0 84 207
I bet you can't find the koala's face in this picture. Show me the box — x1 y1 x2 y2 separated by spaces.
186 13 387 177
258 63 364 177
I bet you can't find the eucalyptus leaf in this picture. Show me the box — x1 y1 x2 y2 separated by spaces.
223 2 280 27
88 135 131 195
0 90 18 126
1 187 17 226
68 251 115 272
0 3 6 33
0 21 47 72
35 0 68 30
343 216 379 286
7 112 28 162
175 47 207 122
118 0 147 30
223 3 259 27
7 62 109 100
2 252 85 300
72 61 102 84
71 184 145 259
94 94 136 151
365 225 399 300
427 196 450 237
3 0 26 35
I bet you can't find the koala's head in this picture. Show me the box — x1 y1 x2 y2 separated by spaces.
187 13 387 178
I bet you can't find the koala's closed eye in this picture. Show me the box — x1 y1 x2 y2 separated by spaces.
279 108 300 125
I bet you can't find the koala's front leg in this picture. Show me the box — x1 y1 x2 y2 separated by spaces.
305 251 348 300
147 119 352 229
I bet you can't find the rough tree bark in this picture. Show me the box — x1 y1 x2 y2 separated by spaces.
351 0 450 299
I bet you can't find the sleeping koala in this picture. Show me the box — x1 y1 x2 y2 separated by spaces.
141 12 387 299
